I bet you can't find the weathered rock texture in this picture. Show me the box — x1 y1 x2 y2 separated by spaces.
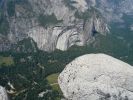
58 54 133 100
1 0 133 52
0 0 109 52
0 86 8 100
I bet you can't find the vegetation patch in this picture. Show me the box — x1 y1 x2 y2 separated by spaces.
46 73 62 94
64 0 77 10
46 73 59 84
15 0 28 5
74 7 102 20
38 14 62 27
0 56 14 66
12 38 38 53
7 0 15 17
74 10 91 20
0 17 9 35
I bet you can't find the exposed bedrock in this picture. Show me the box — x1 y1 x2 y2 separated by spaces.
58 54 133 100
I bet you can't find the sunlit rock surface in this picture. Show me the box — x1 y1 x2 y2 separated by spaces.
58 54 133 100
0 86 8 100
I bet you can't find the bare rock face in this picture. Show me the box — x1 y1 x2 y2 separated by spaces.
58 54 133 100
1 0 133 52
0 0 109 52
0 86 8 100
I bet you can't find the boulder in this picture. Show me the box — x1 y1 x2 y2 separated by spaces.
58 54 133 100
0 86 8 100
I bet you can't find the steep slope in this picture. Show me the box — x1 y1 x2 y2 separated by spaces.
1 0 133 52
0 0 109 52
58 54 133 100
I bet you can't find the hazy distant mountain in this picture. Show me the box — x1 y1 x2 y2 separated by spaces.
95 0 133 22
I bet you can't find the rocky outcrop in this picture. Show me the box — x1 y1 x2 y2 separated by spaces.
0 0 109 52
0 86 8 100
58 54 133 100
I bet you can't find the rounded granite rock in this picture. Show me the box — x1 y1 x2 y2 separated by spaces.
58 54 133 100
0 86 8 100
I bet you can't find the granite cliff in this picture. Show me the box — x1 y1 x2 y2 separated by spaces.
0 0 109 52
1 0 133 52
